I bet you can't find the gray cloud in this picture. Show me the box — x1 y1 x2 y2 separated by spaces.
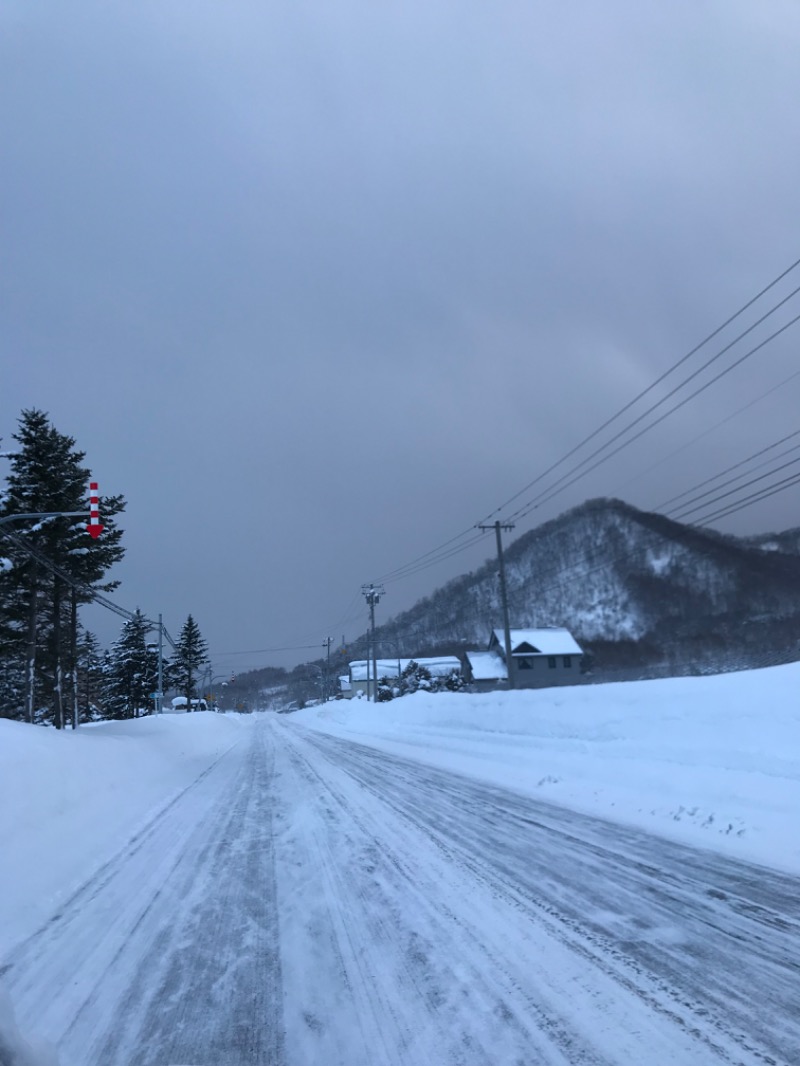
3 1 800 667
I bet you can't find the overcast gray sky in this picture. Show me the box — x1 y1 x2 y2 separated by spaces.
3 1 800 671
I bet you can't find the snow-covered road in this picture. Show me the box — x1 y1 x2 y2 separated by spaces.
5 715 799 1066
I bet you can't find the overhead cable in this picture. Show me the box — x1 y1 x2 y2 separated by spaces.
663 435 800 518
670 454 800 521
472 255 800 526
617 367 800 494
510 309 800 524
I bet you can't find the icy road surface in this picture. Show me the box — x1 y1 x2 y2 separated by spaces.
5 716 799 1066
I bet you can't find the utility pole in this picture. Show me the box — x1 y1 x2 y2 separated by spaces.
157 614 164 714
477 521 515 689
323 636 332 701
361 584 384 701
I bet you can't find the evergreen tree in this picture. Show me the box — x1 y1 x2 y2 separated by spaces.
0 410 126 725
399 660 433 695
101 611 157 719
441 669 466 693
376 677 395 702
76 630 105 722
170 615 209 711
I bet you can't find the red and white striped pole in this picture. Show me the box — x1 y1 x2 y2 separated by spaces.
87 482 104 539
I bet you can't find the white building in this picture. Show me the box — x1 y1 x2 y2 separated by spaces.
348 656 462 699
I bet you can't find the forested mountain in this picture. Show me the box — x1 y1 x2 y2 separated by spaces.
220 498 800 705
371 498 800 677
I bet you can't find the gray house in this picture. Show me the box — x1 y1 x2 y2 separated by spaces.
466 628 583 690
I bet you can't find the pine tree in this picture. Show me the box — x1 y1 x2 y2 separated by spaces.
76 630 104 722
376 677 395 702
441 669 466 693
170 615 209 711
0 410 126 725
102 610 157 719
399 660 433 695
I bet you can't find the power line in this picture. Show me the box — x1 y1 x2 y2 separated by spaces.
1 527 177 648
662 433 800 517
502 481 800 616
368 253 800 594
619 366 800 496
214 643 329 657
510 308 800 524
472 255 800 526
380 532 488 585
670 454 800 522
372 525 484 584
686 469 800 526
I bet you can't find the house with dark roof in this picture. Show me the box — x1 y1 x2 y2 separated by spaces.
465 628 584 690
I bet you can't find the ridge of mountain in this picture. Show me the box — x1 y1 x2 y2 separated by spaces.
372 497 800 673
230 498 800 705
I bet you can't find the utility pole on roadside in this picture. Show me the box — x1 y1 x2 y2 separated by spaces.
361 584 384 701
477 521 516 689
323 636 333 701
157 614 164 714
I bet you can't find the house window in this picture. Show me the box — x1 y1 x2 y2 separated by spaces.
563 656 572 668
517 657 533 670
548 656 557 668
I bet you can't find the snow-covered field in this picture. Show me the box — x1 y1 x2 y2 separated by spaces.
1 663 798 1065
296 662 800 874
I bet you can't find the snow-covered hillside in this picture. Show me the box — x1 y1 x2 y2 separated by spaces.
372 498 800 673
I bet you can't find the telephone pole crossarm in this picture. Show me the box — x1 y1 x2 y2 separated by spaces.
0 511 89 530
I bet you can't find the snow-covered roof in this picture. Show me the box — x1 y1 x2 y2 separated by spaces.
338 675 352 691
349 656 462 681
491 628 583 656
465 650 508 681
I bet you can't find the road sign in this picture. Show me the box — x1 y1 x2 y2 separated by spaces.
87 481 104 539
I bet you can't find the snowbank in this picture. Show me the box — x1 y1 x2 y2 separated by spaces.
295 663 800 873
0 712 243 956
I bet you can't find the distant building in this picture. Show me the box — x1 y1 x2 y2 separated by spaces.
465 628 583 691
348 656 462 699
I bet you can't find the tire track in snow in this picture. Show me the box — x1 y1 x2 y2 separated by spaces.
7 723 285 1066
273 721 727 1065
292 726 799 1066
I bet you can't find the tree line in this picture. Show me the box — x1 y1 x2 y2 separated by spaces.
0 409 210 725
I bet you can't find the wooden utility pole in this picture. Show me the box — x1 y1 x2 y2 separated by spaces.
361 584 384 701
477 521 516 689
323 636 332 701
